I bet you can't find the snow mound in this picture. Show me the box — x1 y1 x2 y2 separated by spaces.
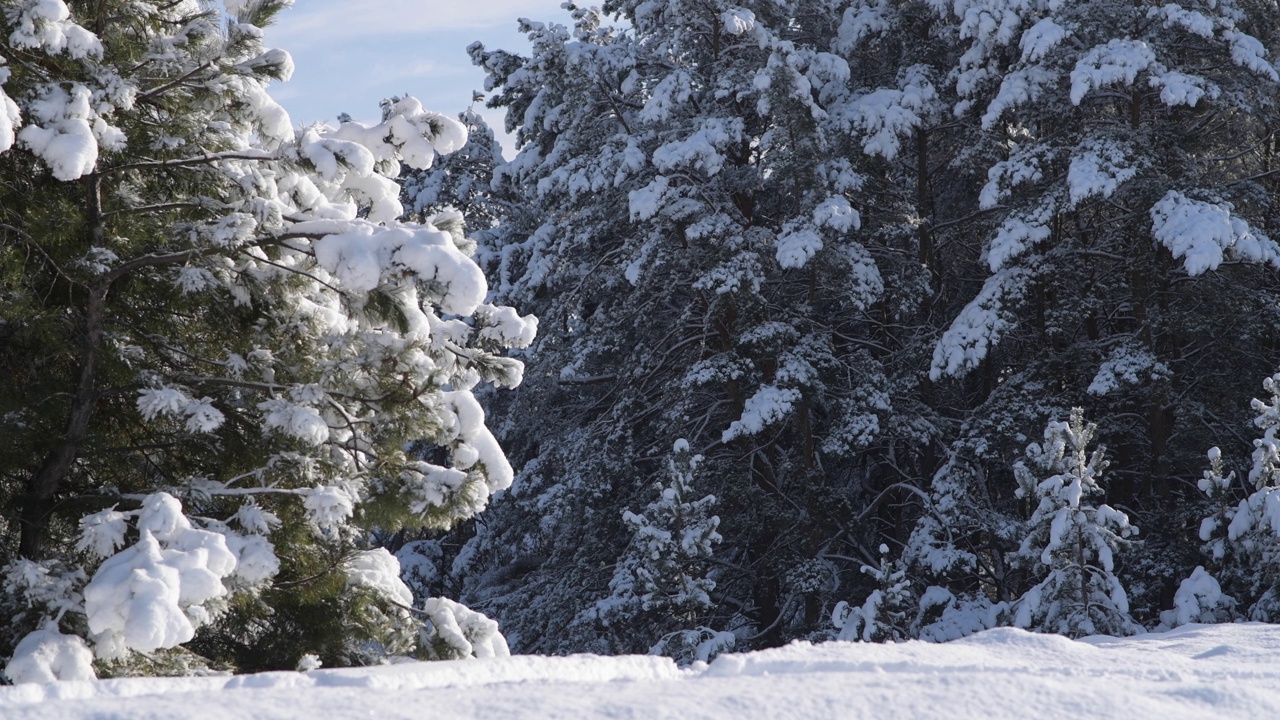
3 626 95 685
3 625 1280 718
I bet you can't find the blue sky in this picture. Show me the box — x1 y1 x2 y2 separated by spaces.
263 0 568 152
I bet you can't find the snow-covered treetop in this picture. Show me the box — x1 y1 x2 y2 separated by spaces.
928 0 1280 380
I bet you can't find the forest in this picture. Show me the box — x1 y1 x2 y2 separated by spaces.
1 0 1280 683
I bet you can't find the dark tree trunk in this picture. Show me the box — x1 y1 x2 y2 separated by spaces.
19 174 106 559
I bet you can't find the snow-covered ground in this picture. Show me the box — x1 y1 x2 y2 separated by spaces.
3 624 1279 719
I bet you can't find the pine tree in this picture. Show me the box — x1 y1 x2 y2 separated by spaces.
0 0 532 679
452 0 953 654
832 544 914 642
591 439 723 654
408 0 1280 650
1183 372 1280 623
903 0 1280 627
1010 409 1139 637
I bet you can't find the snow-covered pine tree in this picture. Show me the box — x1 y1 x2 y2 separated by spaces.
908 0 1280 624
393 0 1280 651
1180 372 1280 623
591 439 723 654
832 544 914 642
452 0 948 652
1010 409 1139 637
0 0 533 679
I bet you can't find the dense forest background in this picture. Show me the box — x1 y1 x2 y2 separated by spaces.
3 0 1280 682
401 0 1280 657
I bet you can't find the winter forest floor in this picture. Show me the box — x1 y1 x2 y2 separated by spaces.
2 623 1278 719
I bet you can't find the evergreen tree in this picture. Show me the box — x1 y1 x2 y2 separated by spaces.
832 544 914 642
905 0 1280 626
1183 373 1280 622
591 439 723 653
405 0 1280 650
1010 409 1139 637
0 0 533 679
451 0 950 654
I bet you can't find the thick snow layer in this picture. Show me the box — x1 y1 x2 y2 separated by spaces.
4 624 1280 718
3 626 94 685
82 494 237 660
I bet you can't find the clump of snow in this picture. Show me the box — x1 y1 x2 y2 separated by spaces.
435 390 515 494
136 388 226 434
931 268 1029 380
722 385 801 442
1067 140 1138 207
842 66 936 160
305 220 489 313
83 493 237 660
75 507 129 560
1019 18 1068 63
1163 567 1235 627
1148 4 1216 38
232 502 280 536
173 267 218 294
722 8 755 36
295 654 321 672
1070 39 1157 105
651 118 742 177
476 304 539 350
981 67 1058 129
219 530 279 588
420 597 510 660
399 462 469 518
776 228 824 269
16 82 117 181
985 201 1055 272
236 48 294 83
136 387 192 421
345 549 413 607
1150 71 1219 108
1088 344 1169 396
3 624 96 685
5 0 103 59
979 146 1050 209
835 0 893 52
257 398 330 446
915 588 1001 642
1224 30 1280 81
813 196 860 232
301 484 358 532
0 78 21 153
650 627 735 665
1149 191 1280 275
3 559 86 622
629 175 669 221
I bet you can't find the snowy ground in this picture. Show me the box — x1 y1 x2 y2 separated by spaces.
3 624 1279 719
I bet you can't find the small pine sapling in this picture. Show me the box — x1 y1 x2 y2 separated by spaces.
1010 409 1140 637
594 439 724 654
1185 373 1280 621
832 545 914 642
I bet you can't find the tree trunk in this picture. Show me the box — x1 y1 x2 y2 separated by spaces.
19 174 106 559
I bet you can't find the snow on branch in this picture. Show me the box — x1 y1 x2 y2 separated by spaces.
930 268 1030 380
1149 191 1280 275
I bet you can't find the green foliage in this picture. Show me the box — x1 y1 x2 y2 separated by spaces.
0 0 526 678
